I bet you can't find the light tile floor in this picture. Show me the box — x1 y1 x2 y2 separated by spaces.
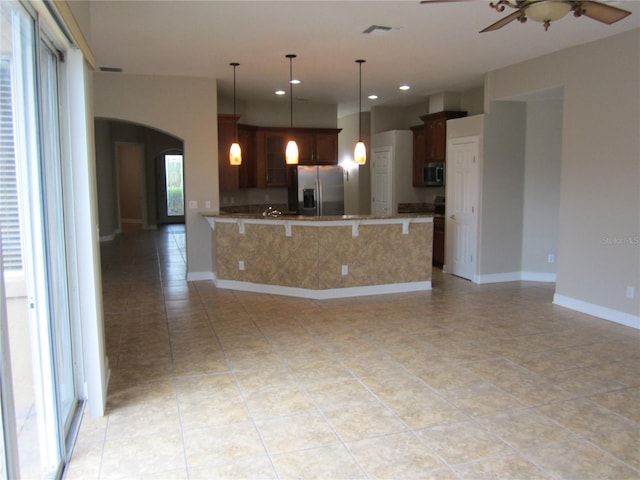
66 225 640 479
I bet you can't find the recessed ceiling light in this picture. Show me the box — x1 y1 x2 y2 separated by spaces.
368 94 378 100
290 79 301 85
399 85 410 91
275 90 286 95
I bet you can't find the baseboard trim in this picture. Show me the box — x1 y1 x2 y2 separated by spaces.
186 271 215 282
553 293 640 330
475 271 556 284
99 233 116 242
475 272 522 284
213 279 432 300
521 271 557 283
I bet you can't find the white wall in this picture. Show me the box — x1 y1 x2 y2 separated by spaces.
488 29 640 326
93 74 218 279
480 102 527 279
219 96 338 129
372 130 423 214
94 119 117 237
338 111 371 215
521 99 562 279
448 108 561 284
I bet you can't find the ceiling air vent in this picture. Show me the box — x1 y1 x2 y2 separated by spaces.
363 25 392 35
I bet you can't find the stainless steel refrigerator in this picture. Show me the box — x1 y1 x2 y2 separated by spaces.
288 165 344 216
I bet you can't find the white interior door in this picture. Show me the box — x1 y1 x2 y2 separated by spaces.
371 147 392 215
446 136 479 280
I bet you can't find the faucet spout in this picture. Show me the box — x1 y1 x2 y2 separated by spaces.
262 206 282 217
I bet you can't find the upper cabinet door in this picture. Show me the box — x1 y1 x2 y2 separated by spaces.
238 124 258 188
426 117 447 163
294 132 315 165
314 133 339 165
264 132 289 187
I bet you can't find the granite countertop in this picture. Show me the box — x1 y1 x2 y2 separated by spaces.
202 212 436 221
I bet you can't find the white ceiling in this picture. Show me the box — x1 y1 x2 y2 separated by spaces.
88 1 640 116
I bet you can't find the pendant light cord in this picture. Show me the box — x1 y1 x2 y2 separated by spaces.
358 61 362 140
287 54 296 129
230 62 239 142
356 59 365 142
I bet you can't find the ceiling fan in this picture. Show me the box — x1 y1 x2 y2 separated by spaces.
420 0 632 32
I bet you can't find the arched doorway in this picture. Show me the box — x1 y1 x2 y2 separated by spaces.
94 118 184 238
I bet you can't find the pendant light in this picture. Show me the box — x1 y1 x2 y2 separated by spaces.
354 59 366 166
285 54 299 165
229 62 242 166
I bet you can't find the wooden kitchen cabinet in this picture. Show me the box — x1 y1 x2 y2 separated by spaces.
218 115 259 191
218 114 242 192
294 128 341 165
411 111 466 186
237 124 258 188
262 131 290 187
256 127 341 187
311 131 340 165
433 216 445 267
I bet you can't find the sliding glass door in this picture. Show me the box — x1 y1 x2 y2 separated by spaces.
0 2 80 478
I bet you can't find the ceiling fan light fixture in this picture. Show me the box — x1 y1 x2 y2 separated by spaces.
526 1 572 24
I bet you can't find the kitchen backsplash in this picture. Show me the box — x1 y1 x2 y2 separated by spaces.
220 203 289 214
397 202 436 214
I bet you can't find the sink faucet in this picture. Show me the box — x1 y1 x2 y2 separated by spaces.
262 206 282 217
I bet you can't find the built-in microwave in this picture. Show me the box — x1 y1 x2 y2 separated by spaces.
423 162 445 186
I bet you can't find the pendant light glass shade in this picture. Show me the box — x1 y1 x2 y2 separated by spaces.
285 54 299 165
229 62 242 166
526 1 571 23
354 59 366 166
354 141 366 166
286 140 299 165
229 142 242 166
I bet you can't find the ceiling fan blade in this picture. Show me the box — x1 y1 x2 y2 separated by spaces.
578 1 631 24
480 11 523 32
419 0 467 3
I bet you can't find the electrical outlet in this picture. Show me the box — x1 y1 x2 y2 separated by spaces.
205 200 211 209
626 286 635 299
188 200 198 209
548 254 555 264
238 260 245 271
341 265 348 276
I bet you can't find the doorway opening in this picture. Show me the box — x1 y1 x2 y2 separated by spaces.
159 153 185 224
165 154 184 217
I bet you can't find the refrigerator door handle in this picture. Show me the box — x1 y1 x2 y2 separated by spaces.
316 177 322 216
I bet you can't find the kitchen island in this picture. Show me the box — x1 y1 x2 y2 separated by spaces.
203 213 434 299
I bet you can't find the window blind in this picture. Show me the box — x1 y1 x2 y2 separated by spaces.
0 59 22 270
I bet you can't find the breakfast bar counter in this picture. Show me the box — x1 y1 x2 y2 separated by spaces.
202 212 434 299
